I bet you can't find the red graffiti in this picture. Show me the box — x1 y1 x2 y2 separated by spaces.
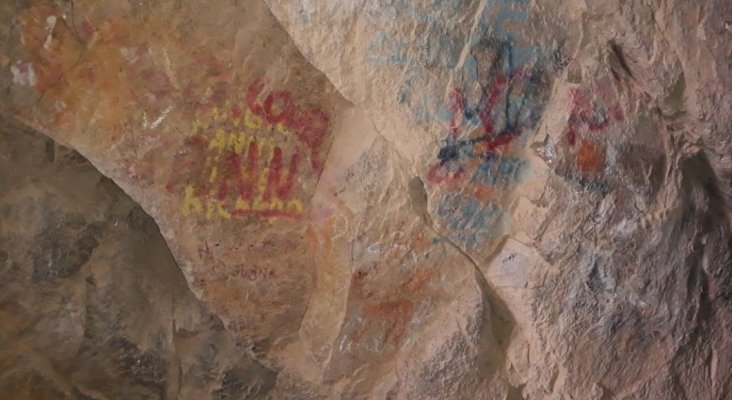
227 265 275 281
231 104 243 118
178 78 330 221
577 139 604 173
211 140 300 204
426 68 530 185
197 241 214 261
230 209 299 219
166 134 210 194
80 20 96 42
563 83 624 175
448 89 464 137
565 86 624 145
426 161 465 185
246 79 329 172
263 147 300 201
216 152 243 201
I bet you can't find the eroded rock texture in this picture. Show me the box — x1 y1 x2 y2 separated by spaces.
0 0 730 399
0 118 276 398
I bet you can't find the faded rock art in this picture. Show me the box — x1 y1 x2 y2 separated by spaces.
337 0 553 253
177 78 331 220
425 37 550 251
367 0 541 124
559 79 625 186
7 0 730 399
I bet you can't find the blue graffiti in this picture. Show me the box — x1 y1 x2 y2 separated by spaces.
368 0 546 125
431 39 547 167
471 156 526 187
436 192 505 248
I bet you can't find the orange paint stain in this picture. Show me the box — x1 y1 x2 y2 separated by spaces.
576 140 604 173
350 267 437 347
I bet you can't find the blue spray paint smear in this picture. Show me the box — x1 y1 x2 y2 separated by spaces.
436 192 506 248
471 156 526 187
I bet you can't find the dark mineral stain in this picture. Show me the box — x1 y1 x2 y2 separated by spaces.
214 366 273 400
126 207 151 230
609 42 634 79
110 337 168 398
507 385 525 400
30 214 103 282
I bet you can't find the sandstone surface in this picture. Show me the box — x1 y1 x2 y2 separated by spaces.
1 0 731 399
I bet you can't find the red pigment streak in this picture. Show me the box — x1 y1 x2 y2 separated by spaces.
263 91 294 125
231 209 301 219
245 78 267 116
570 88 588 110
188 135 208 149
245 79 329 172
567 127 577 146
292 109 329 172
80 21 95 41
217 152 243 201
476 131 519 153
479 74 509 134
587 118 611 132
426 161 464 185
569 86 623 134
577 140 604 173
263 147 301 201
449 89 464 137
241 140 259 201
612 105 624 122
231 105 242 118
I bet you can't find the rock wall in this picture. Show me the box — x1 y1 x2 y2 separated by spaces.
0 118 275 399
0 0 730 399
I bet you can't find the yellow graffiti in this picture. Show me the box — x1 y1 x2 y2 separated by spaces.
227 132 248 154
206 199 231 219
181 95 310 220
275 122 292 136
287 199 303 214
244 109 264 131
182 185 203 216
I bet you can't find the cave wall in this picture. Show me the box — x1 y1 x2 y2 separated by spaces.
0 118 275 399
0 0 730 399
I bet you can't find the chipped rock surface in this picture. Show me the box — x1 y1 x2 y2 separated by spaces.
1 0 731 399
0 119 275 399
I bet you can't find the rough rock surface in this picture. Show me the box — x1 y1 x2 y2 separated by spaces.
1 0 731 399
0 118 276 399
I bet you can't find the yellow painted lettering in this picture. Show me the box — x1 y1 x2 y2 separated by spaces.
253 195 265 210
270 197 284 211
208 129 227 153
275 122 291 136
235 197 251 211
244 109 264 131
257 167 269 194
192 119 205 133
218 203 231 218
287 199 303 214
228 132 247 154
206 200 231 220
182 185 203 216
211 107 221 122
